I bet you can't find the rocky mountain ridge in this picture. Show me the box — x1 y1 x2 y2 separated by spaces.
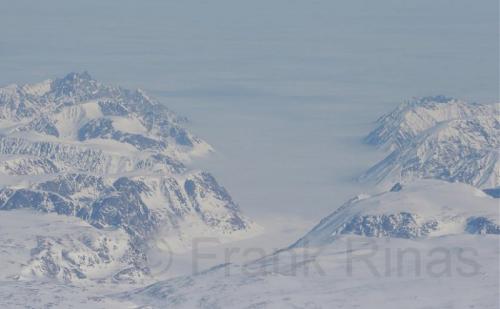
0 73 260 282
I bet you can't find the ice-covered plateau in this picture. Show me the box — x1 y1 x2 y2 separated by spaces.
361 96 499 189
0 72 260 282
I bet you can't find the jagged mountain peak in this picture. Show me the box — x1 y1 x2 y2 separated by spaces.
50 71 98 97
55 71 94 86
395 95 457 111
62 71 93 81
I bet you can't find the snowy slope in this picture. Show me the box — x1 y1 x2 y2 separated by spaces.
3 236 497 309
0 209 144 283
362 97 499 188
117 235 498 309
293 180 499 247
364 96 497 151
0 73 261 283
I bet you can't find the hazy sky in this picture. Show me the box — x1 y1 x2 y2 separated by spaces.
0 0 497 223
1 0 497 100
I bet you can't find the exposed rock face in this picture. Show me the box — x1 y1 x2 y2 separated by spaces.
332 212 439 238
465 217 500 235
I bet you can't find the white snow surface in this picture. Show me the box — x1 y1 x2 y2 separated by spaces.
0 209 139 283
117 235 499 309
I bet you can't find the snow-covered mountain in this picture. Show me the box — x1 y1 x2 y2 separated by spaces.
0 71 211 166
293 180 499 248
364 96 497 151
0 73 260 282
361 96 499 189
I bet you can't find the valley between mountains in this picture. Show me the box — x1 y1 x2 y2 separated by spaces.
0 75 498 308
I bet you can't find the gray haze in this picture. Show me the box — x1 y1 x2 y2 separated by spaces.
0 0 497 226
